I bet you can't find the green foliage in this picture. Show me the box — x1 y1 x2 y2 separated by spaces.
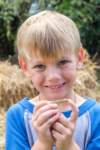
55 0 100 56
0 0 100 58
0 0 31 58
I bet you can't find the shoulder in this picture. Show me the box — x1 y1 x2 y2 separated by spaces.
84 99 100 148
5 98 32 148
84 97 100 116
6 97 34 136
6 97 32 123
89 100 100 114
7 97 28 115
6 96 36 123
83 97 100 113
79 97 100 123
88 99 100 135
89 101 100 123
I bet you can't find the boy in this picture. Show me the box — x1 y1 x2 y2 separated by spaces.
6 11 100 150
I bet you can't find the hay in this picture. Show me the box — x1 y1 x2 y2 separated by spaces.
75 52 100 100
0 61 38 109
0 109 5 150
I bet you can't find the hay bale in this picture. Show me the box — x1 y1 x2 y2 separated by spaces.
0 109 5 150
0 61 38 109
74 52 100 100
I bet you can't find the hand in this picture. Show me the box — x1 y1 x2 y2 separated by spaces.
51 100 79 150
32 101 60 146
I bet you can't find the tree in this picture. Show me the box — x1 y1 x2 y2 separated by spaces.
55 0 100 57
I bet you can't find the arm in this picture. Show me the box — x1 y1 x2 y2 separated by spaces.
86 124 100 150
86 103 100 150
6 104 30 150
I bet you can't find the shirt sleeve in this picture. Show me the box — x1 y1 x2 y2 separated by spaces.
86 103 100 150
86 131 100 150
5 104 31 150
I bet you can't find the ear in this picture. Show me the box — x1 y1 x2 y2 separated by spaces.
18 57 30 77
77 47 85 69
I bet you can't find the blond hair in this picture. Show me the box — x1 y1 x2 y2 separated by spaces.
17 10 82 61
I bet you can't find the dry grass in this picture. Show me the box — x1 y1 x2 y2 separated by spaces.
0 109 5 150
75 52 100 100
0 61 38 109
0 51 100 149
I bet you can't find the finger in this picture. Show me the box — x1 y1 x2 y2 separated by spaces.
32 101 48 122
36 103 58 117
33 101 49 119
43 113 60 128
32 101 47 121
34 103 58 121
34 101 49 112
57 114 75 131
64 99 78 123
53 121 65 134
36 109 59 126
52 129 64 141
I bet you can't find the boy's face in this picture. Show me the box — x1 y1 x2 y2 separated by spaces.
19 49 84 100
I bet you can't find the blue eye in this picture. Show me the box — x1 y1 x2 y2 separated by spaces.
58 59 71 66
33 64 46 71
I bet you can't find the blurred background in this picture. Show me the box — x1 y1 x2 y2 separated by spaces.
0 0 100 149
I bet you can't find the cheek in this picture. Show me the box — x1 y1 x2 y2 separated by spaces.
63 68 77 81
31 73 44 87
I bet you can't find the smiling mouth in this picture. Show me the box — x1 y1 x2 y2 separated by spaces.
45 83 66 89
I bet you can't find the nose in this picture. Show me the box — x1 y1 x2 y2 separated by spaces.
46 66 61 82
